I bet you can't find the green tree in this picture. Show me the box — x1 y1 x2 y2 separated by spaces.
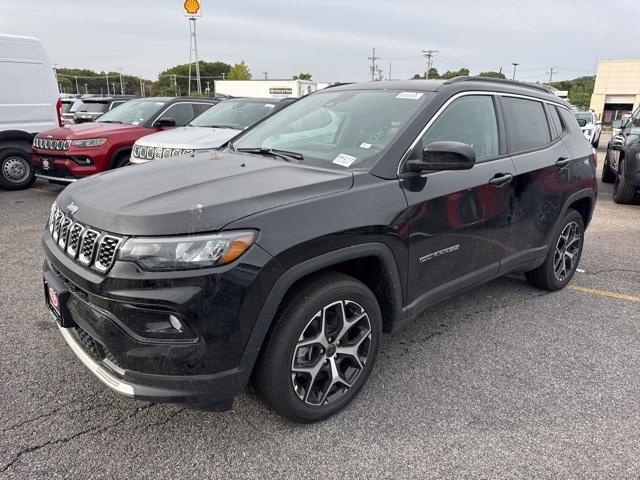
227 61 252 80
551 76 595 109
155 61 232 96
55 68 153 96
412 67 439 80
293 73 313 80
439 68 470 80
478 71 506 79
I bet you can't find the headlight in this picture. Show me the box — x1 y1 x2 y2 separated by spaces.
72 138 107 148
118 230 257 271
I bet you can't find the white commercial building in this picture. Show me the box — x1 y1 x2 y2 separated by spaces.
214 79 327 99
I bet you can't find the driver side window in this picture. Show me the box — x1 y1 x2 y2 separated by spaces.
419 95 499 161
160 103 196 126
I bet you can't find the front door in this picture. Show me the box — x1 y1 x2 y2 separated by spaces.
400 94 515 312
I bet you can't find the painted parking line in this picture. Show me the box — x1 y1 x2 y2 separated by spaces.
568 285 640 304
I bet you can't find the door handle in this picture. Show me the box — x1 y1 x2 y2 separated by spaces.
488 173 513 187
556 157 571 167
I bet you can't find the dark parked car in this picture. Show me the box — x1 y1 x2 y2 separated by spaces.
602 108 640 204
43 78 596 422
73 96 137 123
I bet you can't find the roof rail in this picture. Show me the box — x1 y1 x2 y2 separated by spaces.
443 76 555 94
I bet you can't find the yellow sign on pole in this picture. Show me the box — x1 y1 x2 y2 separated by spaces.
183 0 202 17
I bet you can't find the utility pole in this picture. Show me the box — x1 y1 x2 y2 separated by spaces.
547 67 556 86
118 68 125 95
206 81 211 96
511 62 520 80
171 74 178 96
375 65 384 82
263 72 268 80
74 76 79 94
84 84 88 94
422 49 438 80
139 78 145 97
221 72 226 80
368 47 381 82
105 74 110 95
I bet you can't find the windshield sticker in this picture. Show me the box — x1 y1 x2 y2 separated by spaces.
131 121 140 125
360 142 372 149
396 92 424 100
264 103 276 108
333 153 357 167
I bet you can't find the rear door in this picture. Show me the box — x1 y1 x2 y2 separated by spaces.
499 95 575 271
401 93 515 309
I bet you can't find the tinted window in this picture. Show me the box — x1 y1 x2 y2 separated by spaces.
97 99 166 125
190 100 278 129
78 102 109 113
558 108 581 134
549 106 564 138
160 103 196 126
502 97 550 152
632 108 640 128
194 103 214 116
419 95 499 160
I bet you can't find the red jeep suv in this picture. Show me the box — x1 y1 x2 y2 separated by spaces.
32 97 217 183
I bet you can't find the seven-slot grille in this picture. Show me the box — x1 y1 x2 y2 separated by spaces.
49 203 123 273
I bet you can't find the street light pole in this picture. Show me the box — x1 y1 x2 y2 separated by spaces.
512 63 520 80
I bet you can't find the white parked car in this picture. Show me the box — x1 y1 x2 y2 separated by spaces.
573 111 601 148
0 34 61 189
130 97 296 164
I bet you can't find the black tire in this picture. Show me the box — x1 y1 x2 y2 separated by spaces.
613 159 637 204
592 136 600 149
525 209 584 291
0 147 35 190
601 151 616 183
253 272 382 423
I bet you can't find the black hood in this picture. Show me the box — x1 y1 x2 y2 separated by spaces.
57 151 353 236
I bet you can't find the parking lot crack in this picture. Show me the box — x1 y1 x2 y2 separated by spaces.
0 403 156 473
2 400 115 433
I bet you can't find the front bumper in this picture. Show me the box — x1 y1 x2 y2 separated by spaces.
32 152 99 181
43 230 279 408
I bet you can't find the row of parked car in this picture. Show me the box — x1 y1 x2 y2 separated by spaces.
60 94 137 125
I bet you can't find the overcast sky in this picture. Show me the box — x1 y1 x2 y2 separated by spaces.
2 0 639 83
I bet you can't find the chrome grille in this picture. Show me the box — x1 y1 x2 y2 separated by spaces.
34 137 72 151
49 203 123 274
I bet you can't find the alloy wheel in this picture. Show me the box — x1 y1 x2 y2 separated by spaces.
291 300 372 406
2 157 29 183
553 221 581 282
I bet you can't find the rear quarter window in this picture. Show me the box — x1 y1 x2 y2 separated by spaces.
548 106 564 138
501 97 551 152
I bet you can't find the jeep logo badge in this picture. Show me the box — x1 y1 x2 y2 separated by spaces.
66 202 79 215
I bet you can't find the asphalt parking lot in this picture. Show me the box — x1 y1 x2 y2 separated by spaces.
1 134 639 479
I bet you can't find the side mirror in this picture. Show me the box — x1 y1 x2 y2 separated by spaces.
611 120 622 129
406 141 476 173
155 117 176 128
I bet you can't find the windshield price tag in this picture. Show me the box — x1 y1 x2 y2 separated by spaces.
333 153 357 167
396 92 424 100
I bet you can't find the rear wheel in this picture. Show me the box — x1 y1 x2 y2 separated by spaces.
525 209 584 291
0 147 35 190
253 272 382 423
613 159 637 204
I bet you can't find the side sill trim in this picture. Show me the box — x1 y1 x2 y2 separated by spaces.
57 322 135 397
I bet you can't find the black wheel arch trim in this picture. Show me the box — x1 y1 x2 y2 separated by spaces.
0 130 35 150
242 242 404 356
556 188 596 232
108 146 132 169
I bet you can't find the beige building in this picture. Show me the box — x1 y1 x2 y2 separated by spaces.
590 59 640 123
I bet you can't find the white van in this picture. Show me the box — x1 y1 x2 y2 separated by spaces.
0 34 61 190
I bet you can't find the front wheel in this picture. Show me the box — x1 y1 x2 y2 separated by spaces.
253 272 382 423
0 148 35 190
525 209 584 291
601 151 616 183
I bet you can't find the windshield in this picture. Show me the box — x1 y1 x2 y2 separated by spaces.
77 102 109 113
574 113 594 127
97 99 166 125
232 90 431 169
189 100 277 129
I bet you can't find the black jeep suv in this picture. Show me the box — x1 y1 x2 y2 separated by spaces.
602 107 640 204
42 78 596 423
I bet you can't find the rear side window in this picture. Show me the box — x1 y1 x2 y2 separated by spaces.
194 103 214 116
501 97 551 152
161 103 196 126
419 95 499 160
548 106 564 138
558 108 581 134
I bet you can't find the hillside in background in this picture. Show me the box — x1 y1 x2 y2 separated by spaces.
552 76 595 108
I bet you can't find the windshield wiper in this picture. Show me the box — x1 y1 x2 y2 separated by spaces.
235 147 304 162
201 124 238 129
99 120 123 124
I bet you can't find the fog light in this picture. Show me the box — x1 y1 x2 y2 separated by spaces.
169 314 183 332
